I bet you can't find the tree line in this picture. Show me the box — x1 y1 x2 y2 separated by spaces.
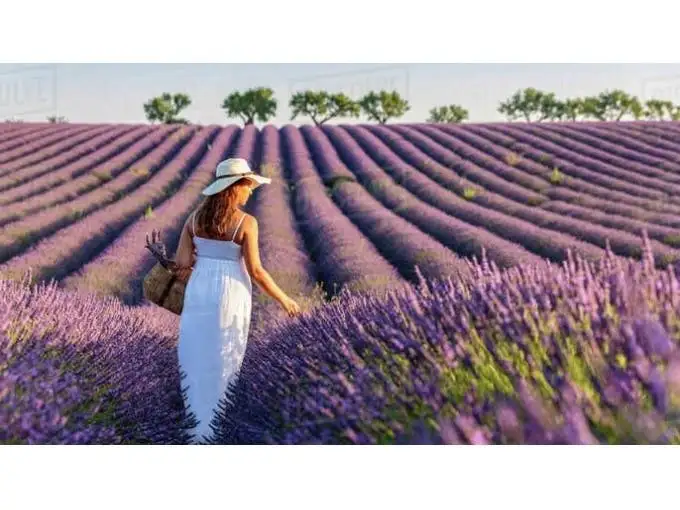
6 85 676 125
140 88 412 126
497 88 680 122
140 87 680 126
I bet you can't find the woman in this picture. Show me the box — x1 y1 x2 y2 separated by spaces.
172 158 301 443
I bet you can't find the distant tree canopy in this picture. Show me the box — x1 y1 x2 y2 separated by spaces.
427 104 469 123
496 87 679 123
47 115 68 123
222 87 277 125
553 98 584 121
358 90 410 124
132 85 680 126
498 88 558 122
640 99 680 121
580 89 643 121
143 93 191 124
289 90 360 126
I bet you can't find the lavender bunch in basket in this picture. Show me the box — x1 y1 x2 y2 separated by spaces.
145 230 174 270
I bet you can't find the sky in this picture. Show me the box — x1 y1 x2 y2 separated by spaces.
2 63 680 126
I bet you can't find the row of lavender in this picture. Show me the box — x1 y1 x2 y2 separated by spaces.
0 276 193 444
8 235 680 444
0 125 325 444
3 120 680 442
4 122 680 296
422 125 680 234
61 126 241 301
340 124 680 265
0 125 185 261
211 238 680 444
0 125 213 282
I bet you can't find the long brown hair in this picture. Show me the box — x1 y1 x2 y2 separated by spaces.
194 178 251 239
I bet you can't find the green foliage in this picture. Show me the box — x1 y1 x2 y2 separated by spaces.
504 152 521 166
325 175 357 196
427 104 469 123
221 87 277 125
643 99 680 121
527 195 547 207
462 187 478 200
498 88 558 122
663 234 680 248
358 90 410 124
143 92 192 124
47 115 68 123
549 167 564 185
553 98 584 121
289 90 360 126
644 99 673 120
581 89 643 121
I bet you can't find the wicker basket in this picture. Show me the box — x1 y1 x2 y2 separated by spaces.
143 229 189 315
143 263 187 315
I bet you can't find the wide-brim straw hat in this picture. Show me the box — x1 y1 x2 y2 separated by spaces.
201 158 272 196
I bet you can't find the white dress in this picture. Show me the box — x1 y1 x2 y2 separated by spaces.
177 212 252 443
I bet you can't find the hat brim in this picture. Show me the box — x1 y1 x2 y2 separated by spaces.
201 174 272 196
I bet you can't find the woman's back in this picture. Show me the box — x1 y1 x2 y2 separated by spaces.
193 236 242 261
191 209 247 262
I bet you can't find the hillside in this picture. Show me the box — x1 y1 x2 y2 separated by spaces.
3 120 680 444
2 120 680 300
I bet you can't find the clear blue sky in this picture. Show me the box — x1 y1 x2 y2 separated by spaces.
2 63 680 125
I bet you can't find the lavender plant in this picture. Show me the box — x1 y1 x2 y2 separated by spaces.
323 124 543 268
0 125 152 211
450 123 680 225
0 126 215 281
213 235 680 445
280 124 403 295
372 124 680 264
0 124 96 174
0 125 187 263
0 275 193 444
0 124 117 191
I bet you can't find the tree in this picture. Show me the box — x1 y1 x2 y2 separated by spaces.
552 98 584 121
221 87 277 125
643 99 676 120
289 90 360 125
47 115 68 123
143 93 191 124
581 89 642 121
358 90 410 124
427 104 469 123
498 88 558 122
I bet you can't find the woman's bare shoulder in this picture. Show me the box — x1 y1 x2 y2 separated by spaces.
184 208 199 229
241 213 258 229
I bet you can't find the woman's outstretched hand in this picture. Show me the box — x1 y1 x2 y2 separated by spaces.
281 297 301 317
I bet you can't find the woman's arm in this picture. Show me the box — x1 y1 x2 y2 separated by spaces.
241 215 300 315
172 214 195 280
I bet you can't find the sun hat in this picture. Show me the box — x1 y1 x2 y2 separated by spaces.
201 158 272 196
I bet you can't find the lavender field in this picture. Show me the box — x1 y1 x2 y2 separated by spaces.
3 120 680 444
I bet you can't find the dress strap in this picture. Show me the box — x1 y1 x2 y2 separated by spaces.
231 213 246 242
